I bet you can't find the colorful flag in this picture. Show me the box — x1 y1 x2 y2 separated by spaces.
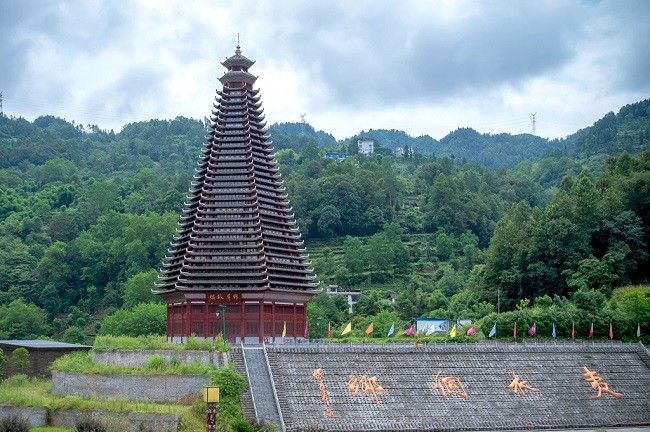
426 325 436 336
609 322 613 340
552 323 556 339
341 322 352 336
387 323 395 337
589 322 594 338
450 324 457 338
282 321 287 338
488 323 497 338
638 323 641 338
304 321 309 338
513 322 517 340
327 321 331 339
528 323 536 336
571 322 575 340
405 324 415 336
466 324 476 336
365 323 374 336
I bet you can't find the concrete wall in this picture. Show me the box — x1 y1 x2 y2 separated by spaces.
52 371 210 402
92 349 224 368
0 404 48 427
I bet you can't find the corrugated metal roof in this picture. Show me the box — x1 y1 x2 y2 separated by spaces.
0 340 91 349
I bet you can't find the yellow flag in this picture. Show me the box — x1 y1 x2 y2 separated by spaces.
282 321 287 337
341 322 352 335
450 324 457 338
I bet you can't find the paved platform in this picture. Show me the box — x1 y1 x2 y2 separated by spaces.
255 342 650 432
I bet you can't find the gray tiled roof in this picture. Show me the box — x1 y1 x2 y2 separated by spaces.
261 342 650 431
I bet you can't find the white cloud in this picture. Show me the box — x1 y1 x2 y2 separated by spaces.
1 0 648 140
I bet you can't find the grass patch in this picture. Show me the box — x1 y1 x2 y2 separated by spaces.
92 335 228 352
51 351 216 375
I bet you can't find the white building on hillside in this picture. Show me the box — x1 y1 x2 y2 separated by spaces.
357 139 374 155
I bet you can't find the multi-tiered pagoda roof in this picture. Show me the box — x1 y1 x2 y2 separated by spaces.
155 46 319 322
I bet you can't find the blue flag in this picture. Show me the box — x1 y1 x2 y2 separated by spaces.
387 323 395 337
488 323 497 337
552 323 556 338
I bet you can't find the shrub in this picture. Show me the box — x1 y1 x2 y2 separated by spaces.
0 414 30 432
75 418 106 432
144 354 166 371
9 348 30 370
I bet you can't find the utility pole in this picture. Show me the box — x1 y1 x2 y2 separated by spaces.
531 113 537 136
0 92 3 114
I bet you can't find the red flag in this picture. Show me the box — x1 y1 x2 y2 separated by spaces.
609 322 613 339
513 322 517 340
571 322 575 340
589 322 594 338
327 321 331 339
466 324 476 336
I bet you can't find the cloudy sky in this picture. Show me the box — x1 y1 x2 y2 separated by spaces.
1 0 649 141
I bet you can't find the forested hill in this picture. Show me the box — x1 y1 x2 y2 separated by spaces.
568 98 650 169
354 128 561 169
268 122 336 152
0 99 648 344
344 99 650 169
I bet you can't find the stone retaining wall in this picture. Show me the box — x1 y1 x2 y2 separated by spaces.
50 408 179 432
0 405 47 427
0 405 178 432
92 349 226 368
52 371 210 402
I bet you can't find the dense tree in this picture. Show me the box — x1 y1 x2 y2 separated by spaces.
0 299 49 339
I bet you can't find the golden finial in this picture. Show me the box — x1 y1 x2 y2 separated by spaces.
235 33 241 54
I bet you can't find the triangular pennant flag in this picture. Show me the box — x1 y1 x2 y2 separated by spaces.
341 322 352 336
282 321 287 338
466 324 476 336
552 323 556 339
571 322 575 340
450 324 457 338
387 323 395 337
609 322 613 340
365 323 374 336
488 323 497 338
426 325 436 336
528 323 536 336
589 322 594 338
404 324 415 336
638 323 641 338
513 322 517 340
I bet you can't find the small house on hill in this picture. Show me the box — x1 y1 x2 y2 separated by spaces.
0 340 91 378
